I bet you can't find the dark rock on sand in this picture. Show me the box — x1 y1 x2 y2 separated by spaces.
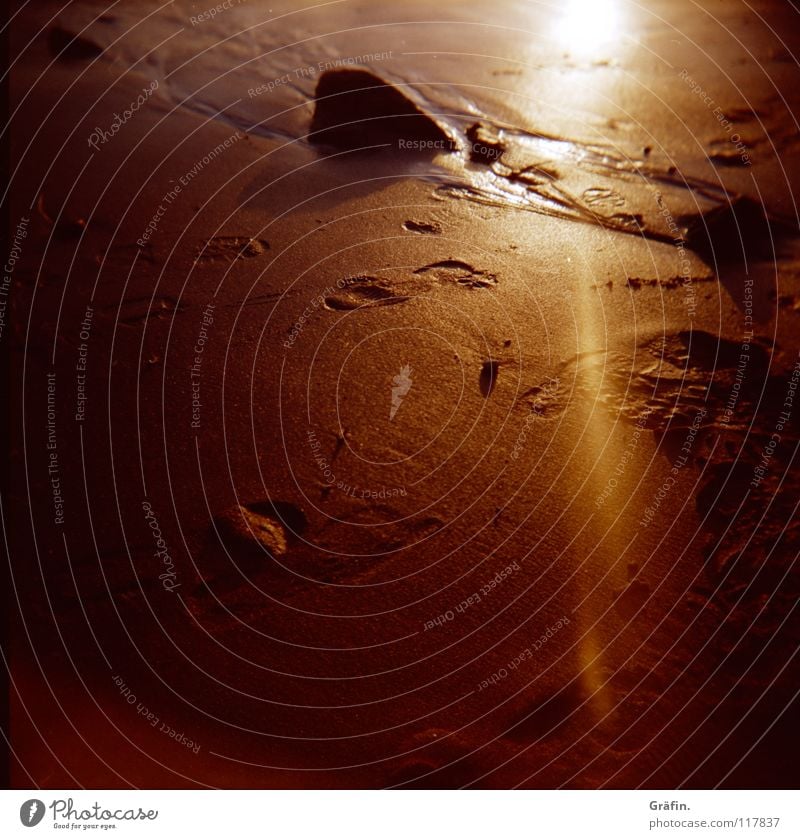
310 68 456 151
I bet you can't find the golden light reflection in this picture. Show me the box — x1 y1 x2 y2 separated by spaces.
572 263 631 723
551 0 622 54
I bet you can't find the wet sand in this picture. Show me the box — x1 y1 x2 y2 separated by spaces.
6 0 800 788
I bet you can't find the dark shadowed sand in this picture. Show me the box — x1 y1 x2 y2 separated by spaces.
5 0 800 788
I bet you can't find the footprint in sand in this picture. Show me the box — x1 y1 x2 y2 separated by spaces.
116 295 186 325
195 236 269 263
414 260 498 289
324 261 497 310
323 276 413 311
505 681 590 744
215 500 307 559
189 500 310 594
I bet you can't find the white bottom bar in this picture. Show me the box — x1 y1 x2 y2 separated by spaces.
1 790 796 839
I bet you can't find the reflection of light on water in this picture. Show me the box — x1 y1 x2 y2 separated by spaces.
552 0 621 54
516 134 584 162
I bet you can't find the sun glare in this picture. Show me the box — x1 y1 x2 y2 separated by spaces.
552 0 622 54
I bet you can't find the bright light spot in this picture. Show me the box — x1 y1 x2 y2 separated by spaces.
552 0 621 54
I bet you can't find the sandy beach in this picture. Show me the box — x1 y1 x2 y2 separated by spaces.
5 0 800 788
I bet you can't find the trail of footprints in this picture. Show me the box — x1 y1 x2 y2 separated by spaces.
324 260 497 311
518 329 774 431
197 498 445 597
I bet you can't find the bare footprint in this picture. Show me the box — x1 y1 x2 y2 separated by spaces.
324 276 412 310
195 236 269 262
325 262 496 310
215 500 307 558
414 260 497 289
